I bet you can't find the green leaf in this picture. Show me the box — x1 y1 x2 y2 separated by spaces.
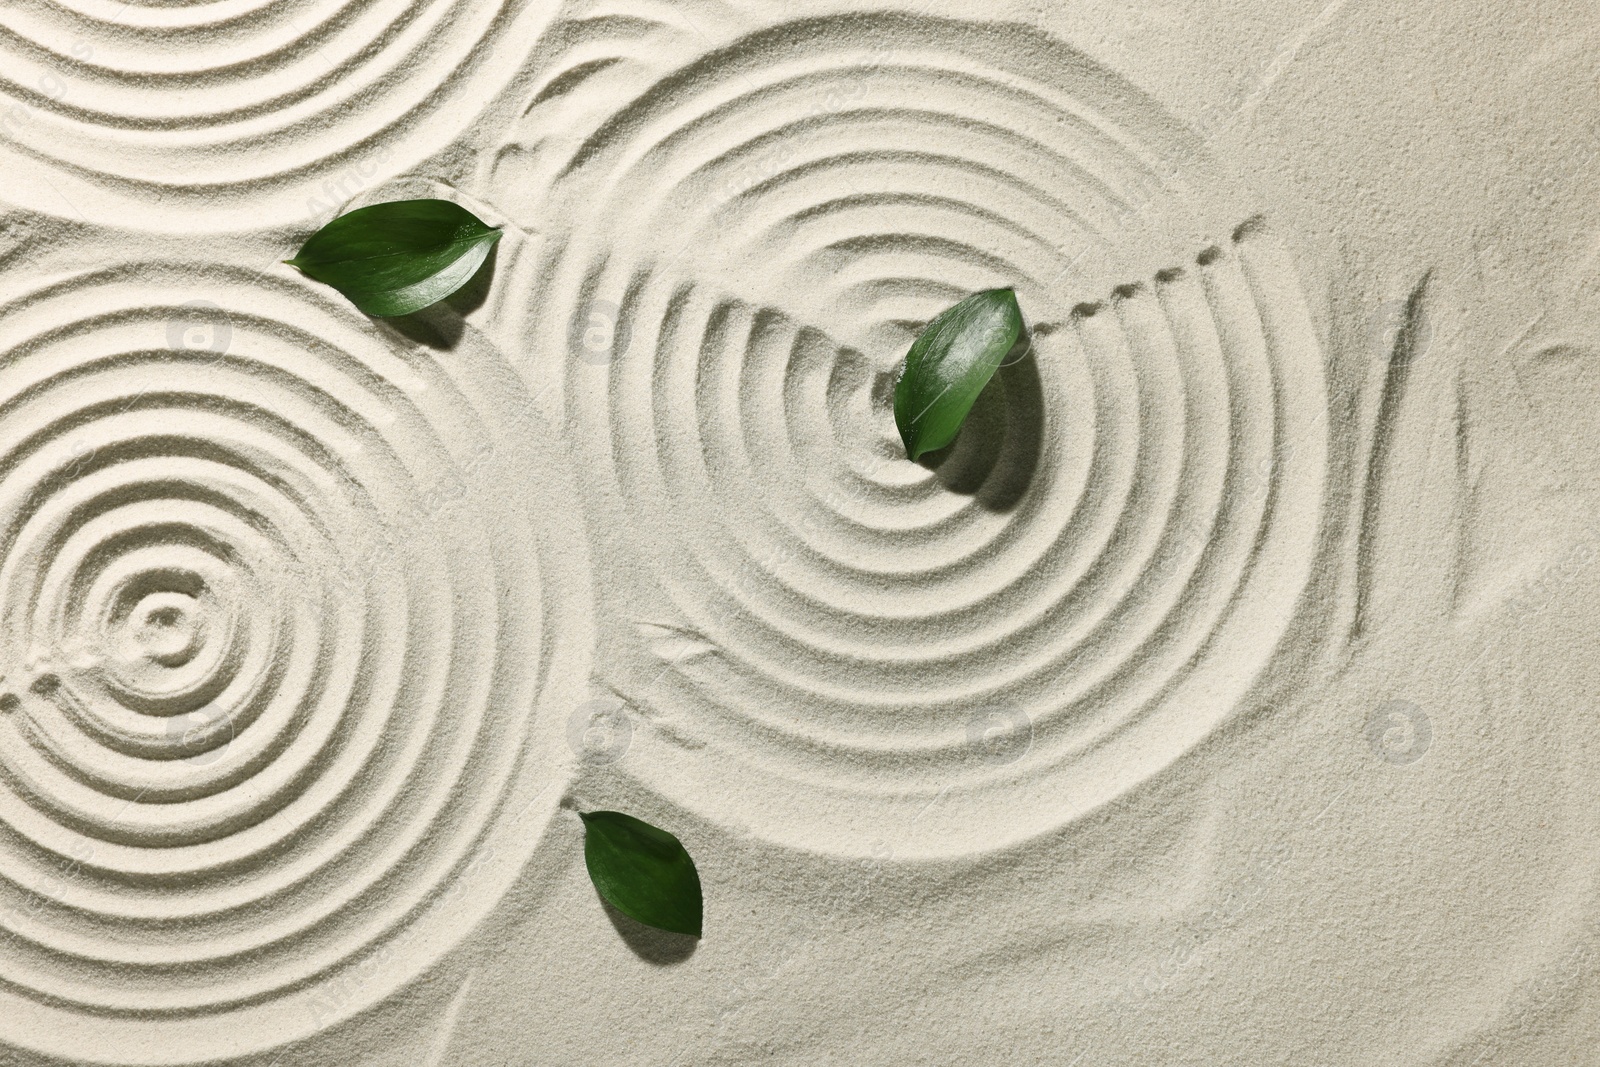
579 810 703 938
286 199 502 317
893 288 1024 461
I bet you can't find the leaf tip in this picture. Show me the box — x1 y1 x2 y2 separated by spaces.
894 411 920 462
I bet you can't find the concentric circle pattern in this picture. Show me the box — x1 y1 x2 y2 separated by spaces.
0 0 553 224
0 263 585 1062
511 14 1329 856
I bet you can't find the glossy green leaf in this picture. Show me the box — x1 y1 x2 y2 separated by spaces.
579 810 703 938
286 199 502 317
893 288 1024 461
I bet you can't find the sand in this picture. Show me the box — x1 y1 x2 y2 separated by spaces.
0 0 1597 1063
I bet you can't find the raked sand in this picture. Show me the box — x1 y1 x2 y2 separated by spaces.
1 0 1598 1063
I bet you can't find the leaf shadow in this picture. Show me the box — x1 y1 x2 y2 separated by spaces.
600 898 699 965
916 328 1043 513
378 242 500 353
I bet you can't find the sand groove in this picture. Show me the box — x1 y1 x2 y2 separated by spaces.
508 14 1329 856
0 0 556 225
0 263 586 1062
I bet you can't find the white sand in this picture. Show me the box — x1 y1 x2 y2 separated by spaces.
1 0 1598 1063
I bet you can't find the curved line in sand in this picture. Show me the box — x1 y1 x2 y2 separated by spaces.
503 14 1328 856
0 0 556 224
0 264 587 1060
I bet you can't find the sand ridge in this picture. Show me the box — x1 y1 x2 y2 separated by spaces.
0 256 589 1061
498 13 1328 857
0 0 558 227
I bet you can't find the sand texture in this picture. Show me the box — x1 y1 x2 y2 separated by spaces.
2 0 1600 1064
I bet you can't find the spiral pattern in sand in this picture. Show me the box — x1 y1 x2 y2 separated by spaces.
0 0 553 226
0 263 585 1062
512 14 1328 856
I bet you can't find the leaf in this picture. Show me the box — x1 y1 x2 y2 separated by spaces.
286 199 502 317
893 288 1024 461
579 810 703 937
